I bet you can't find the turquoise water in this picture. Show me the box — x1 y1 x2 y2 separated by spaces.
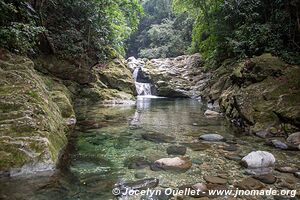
0 98 299 200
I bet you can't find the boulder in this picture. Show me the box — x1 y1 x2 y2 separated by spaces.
287 132 300 146
241 151 275 175
151 157 192 172
241 151 275 168
199 134 225 142
270 139 289 150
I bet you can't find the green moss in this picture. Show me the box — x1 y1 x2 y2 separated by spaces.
0 51 74 173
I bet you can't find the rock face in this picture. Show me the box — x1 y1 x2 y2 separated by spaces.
127 54 208 98
241 151 275 175
202 54 300 135
0 51 75 176
79 57 136 104
151 157 192 172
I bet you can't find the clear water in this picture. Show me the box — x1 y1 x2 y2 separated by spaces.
0 98 299 200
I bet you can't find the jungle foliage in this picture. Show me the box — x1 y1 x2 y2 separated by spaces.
126 0 194 59
173 0 300 65
0 0 142 64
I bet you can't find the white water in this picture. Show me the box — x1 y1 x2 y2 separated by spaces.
135 82 152 95
133 68 139 81
133 67 153 96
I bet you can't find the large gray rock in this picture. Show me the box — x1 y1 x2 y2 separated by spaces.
241 151 276 175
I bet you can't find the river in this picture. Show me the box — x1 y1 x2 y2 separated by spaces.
0 98 299 200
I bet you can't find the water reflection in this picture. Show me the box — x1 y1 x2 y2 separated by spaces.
1 99 299 200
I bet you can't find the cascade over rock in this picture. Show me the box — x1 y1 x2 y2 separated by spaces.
127 54 208 98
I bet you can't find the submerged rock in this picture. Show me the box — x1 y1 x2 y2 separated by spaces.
142 133 175 143
199 134 225 142
269 139 289 150
181 142 211 151
241 151 275 175
166 146 187 155
124 156 150 169
151 157 192 172
204 110 221 118
204 176 227 185
255 131 272 138
275 166 299 173
235 177 265 190
253 174 277 184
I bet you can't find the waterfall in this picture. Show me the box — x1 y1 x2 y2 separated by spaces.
135 82 152 96
133 68 139 81
133 67 152 96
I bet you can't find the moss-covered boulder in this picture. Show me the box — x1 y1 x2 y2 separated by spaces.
34 55 96 84
204 54 300 135
78 57 136 104
0 50 75 176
